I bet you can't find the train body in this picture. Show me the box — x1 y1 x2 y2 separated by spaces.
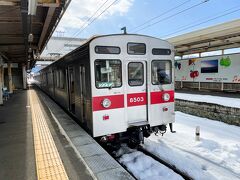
36 34 175 146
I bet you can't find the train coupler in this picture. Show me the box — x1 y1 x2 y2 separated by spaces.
153 125 167 136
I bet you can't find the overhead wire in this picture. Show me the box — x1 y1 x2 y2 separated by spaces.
57 0 119 55
54 0 110 54
129 0 192 32
69 0 110 38
69 0 119 39
133 0 210 33
162 6 240 38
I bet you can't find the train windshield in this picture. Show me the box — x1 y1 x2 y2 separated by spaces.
152 60 172 85
95 60 122 88
128 62 144 86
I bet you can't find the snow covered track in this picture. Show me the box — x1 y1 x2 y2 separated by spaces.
116 145 185 180
137 146 193 180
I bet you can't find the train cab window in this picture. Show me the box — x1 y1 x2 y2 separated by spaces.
152 48 171 55
152 60 172 85
127 43 146 55
95 60 122 88
128 62 144 86
95 46 120 54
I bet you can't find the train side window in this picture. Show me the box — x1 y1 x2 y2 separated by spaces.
152 48 171 55
152 60 172 85
128 62 144 86
56 71 60 88
95 46 120 54
127 43 146 55
95 59 122 89
45 73 48 85
59 70 65 89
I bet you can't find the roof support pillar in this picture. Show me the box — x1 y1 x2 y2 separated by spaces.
8 63 13 93
0 56 4 105
0 65 3 105
1 66 3 87
22 64 27 89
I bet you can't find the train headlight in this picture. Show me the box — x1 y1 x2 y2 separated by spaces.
162 93 170 101
102 98 111 108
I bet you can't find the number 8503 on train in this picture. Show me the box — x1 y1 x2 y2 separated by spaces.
36 34 175 148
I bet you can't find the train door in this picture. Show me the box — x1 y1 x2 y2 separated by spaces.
126 61 148 124
68 67 75 114
79 65 86 122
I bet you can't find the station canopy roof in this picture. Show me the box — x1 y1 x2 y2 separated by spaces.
167 19 240 56
0 0 69 68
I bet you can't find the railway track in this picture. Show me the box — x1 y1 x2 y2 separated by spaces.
137 145 193 180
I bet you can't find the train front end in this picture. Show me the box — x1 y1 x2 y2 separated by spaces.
89 34 175 147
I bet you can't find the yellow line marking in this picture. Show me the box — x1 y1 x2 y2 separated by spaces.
29 90 69 180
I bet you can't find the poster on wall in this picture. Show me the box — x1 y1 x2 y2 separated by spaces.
175 53 240 83
201 59 218 73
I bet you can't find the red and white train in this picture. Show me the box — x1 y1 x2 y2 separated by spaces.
36 34 175 147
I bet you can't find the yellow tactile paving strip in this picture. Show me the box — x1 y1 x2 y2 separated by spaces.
29 90 69 180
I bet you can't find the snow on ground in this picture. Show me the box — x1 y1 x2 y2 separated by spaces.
118 145 183 180
145 111 240 180
175 92 240 108
117 111 240 179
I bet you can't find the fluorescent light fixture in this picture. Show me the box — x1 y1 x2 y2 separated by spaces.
28 33 34 42
28 0 37 15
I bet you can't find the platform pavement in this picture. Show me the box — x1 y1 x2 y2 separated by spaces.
36 88 134 180
0 89 93 180
0 90 36 179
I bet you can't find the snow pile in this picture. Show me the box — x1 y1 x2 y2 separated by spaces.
146 111 240 179
175 93 240 108
119 150 183 180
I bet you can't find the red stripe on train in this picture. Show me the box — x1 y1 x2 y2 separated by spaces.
127 92 147 107
92 94 124 111
92 90 174 111
150 90 174 104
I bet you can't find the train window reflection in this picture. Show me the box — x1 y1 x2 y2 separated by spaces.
95 59 122 88
152 48 171 55
95 46 120 54
128 62 144 86
128 43 146 55
152 60 172 85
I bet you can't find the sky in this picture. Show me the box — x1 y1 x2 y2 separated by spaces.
53 0 240 39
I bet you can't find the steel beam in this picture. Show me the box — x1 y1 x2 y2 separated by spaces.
38 7 56 50
0 1 18 6
20 0 28 62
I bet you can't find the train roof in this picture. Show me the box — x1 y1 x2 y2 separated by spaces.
39 34 173 72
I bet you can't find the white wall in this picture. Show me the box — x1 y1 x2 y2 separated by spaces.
41 36 86 58
175 53 240 83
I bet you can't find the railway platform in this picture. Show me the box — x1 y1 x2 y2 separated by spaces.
0 87 133 180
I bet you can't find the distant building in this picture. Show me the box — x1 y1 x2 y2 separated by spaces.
41 36 86 60
33 37 86 72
